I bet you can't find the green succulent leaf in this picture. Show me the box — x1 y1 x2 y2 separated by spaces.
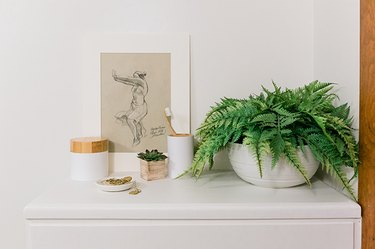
137 149 167 161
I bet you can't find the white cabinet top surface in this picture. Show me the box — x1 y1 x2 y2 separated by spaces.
24 171 360 220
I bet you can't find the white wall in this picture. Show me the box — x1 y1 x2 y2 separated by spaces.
313 0 360 196
314 0 360 125
0 0 359 248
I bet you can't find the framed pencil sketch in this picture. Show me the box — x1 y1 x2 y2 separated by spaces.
101 53 171 152
82 33 190 172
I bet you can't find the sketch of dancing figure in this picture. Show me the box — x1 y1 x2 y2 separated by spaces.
112 70 148 146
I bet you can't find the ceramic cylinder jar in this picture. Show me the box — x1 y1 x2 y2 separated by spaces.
168 134 194 178
70 137 109 181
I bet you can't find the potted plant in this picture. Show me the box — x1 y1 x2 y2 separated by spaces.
187 81 359 200
137 149 168 181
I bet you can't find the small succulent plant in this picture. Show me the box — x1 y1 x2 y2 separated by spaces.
137 149 167 162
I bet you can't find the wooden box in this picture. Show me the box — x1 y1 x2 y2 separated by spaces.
140 160 168 181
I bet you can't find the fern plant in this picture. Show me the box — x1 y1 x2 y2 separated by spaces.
188 81 359 200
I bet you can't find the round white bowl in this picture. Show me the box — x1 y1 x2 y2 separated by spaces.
96 177 134 192
228 143 319 188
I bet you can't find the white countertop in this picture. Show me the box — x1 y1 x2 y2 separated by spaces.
24 171 360 220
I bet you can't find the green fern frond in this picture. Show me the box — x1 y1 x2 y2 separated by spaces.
306 113 335 143
190 131 228 177
251 113 277 123
243 130 272 178
284 141 311 185
231 129 243 143
334 137 345 156
270 134 285 168
248 97 268 110
331 103 350 121
280 129 292 135
261 85 273 97
279 116 298 128
297 137 306 153
272 105 295 117
321 160 357 201
272 80 282 94
325 115 358 169
305 81 334 97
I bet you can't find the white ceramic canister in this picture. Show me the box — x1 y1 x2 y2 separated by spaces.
70 137 109 181
167 134 194 178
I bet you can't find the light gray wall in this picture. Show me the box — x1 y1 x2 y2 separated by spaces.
314 0 359 125
313 0 360 196
0 1 358 248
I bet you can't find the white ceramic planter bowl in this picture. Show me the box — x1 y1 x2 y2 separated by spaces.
228 143 319 188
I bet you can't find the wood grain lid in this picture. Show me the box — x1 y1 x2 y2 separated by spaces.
70 137 108 153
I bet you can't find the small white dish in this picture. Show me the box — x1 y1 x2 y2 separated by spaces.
96 177 134 192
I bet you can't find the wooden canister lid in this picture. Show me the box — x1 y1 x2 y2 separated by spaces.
70 137 108 153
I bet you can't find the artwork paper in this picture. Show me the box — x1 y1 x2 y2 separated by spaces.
101 53 171 152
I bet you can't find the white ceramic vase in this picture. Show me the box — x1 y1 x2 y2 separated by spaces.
228 143 319 188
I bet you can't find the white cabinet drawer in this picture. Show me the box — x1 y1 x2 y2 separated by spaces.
27 219 358 249
25 172 361 249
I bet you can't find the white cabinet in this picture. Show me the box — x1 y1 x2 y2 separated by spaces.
24 171 361 249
